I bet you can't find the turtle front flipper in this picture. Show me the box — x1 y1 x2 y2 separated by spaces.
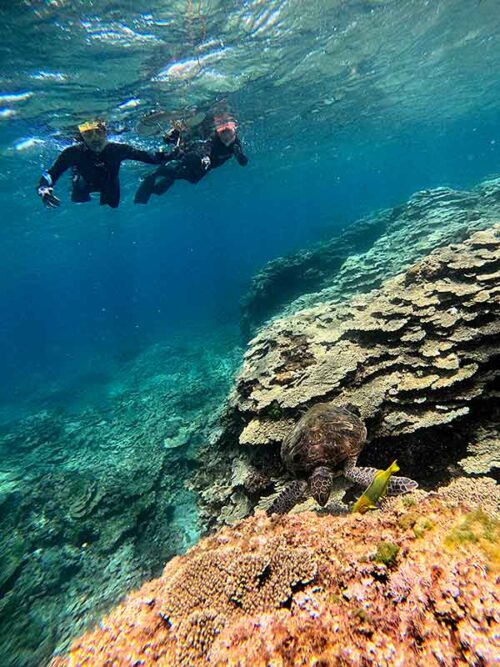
386 475 418 495
310 466 334 507
344 459 418 496
266 480 308 515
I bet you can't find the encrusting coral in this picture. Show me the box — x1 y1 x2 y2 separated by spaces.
51 478 499 666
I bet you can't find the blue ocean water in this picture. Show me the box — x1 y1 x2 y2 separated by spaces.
1 0 499 417
0 1 499 664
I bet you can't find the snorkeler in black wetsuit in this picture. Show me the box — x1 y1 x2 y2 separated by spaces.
134 118 248 205
37 120 165 209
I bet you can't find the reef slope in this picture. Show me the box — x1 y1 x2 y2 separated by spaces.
0 332 241 667
242 178 500 334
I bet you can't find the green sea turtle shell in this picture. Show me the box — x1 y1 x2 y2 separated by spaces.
282 404 367 475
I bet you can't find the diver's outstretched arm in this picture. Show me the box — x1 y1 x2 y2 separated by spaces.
118 144 166 165
37 145 78 207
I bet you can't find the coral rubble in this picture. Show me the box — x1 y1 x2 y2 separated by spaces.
52 480 499 666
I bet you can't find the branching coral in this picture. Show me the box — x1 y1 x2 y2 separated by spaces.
160 537 316 623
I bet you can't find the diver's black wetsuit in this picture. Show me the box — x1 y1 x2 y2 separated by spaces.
39 142 163 208
134 133 248 204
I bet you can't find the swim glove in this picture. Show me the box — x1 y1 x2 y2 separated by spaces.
38 186 61 208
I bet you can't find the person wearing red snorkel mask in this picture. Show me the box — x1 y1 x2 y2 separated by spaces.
134 115 248 205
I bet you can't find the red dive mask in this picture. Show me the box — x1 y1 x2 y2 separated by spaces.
215 121 237 146
216 121 236 133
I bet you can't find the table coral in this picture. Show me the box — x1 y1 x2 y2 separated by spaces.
204 225 500 524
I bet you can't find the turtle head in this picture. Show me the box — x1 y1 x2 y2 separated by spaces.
310 466 333 507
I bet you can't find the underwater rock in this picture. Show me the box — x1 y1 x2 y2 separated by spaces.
242 178 500 335
51 479 499 667
199 225 499 524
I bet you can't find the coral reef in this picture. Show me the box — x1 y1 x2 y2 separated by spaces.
242 178 500 334
241 213 389 337
199 224 499 525
237 225 499 443
0 329 241 667
8 180 500 666
51 479 499 666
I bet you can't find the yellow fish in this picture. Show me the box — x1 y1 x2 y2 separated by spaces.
352 460 400 514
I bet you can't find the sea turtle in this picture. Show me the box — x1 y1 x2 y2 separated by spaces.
267 403 418 515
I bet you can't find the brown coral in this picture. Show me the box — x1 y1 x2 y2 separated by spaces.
53 480 499 667
158 536 316 625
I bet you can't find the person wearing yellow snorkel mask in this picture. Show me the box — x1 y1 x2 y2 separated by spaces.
37 120 165 209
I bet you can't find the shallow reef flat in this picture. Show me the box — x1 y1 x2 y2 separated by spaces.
0 329 241 667
194 219 499 528
51 478 499 667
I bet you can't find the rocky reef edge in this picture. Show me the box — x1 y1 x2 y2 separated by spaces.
51 478 498 666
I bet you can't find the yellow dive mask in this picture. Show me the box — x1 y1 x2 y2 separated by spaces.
78 121 106 135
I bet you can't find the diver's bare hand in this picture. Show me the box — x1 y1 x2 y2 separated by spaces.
38 186 60 208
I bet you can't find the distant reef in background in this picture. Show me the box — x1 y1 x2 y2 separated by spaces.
195 178 500 529
241 177 500 337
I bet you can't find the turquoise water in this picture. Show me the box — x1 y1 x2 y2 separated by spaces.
0 1 499 664
1 0 499 411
